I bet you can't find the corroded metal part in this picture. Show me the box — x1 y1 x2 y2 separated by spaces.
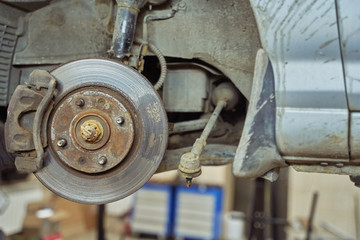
35 58 168 204
31 70 57 169
5 85 49 153
79 120 104 143
74 112 111 150
178 100 226 186
5 69 56 172
156 144 236 173
50 87 134 174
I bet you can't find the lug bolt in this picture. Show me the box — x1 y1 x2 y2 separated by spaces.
57 138 67 147
75 98 85 107
116 117 124 125
98 156 107 165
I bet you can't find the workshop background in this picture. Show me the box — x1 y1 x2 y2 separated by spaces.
0 165 359 240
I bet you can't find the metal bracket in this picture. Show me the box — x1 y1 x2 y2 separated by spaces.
5 70 56 173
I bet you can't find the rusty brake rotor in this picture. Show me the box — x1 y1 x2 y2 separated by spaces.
51 87 134 174
35 59 168 204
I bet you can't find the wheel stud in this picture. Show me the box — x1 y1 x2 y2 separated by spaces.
57 138 67 147
116 117 124 125
98 156 107 165
75 98 85 107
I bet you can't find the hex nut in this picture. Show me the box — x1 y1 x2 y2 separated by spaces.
80 120 103 143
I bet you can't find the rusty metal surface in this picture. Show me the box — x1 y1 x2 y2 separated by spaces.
178 99 226 186
5 69 56 172
50 86 134 173
4 85 51 153
177 82 240 182
156 144 236 173
5 85 44 153
79 119 105 143
31 70 56 169
35 58 168 204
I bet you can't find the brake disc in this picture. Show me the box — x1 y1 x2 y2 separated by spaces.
35 59 168 204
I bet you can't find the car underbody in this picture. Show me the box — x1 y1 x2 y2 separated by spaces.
0 0 359 204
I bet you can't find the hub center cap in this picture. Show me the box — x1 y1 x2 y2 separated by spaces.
73 113 110 151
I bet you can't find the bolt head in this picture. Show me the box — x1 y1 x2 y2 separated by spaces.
75 98 85 107
98 156 107 165
116 117 124 125
57 139 67 147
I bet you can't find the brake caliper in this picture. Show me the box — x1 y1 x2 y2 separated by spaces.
5 70 56 173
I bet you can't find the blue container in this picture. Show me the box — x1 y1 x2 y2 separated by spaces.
173 185 223 240
131 183 174 237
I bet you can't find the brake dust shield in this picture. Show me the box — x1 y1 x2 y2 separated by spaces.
35 59 168 204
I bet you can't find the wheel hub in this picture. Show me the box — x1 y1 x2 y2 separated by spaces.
51 86 135 174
